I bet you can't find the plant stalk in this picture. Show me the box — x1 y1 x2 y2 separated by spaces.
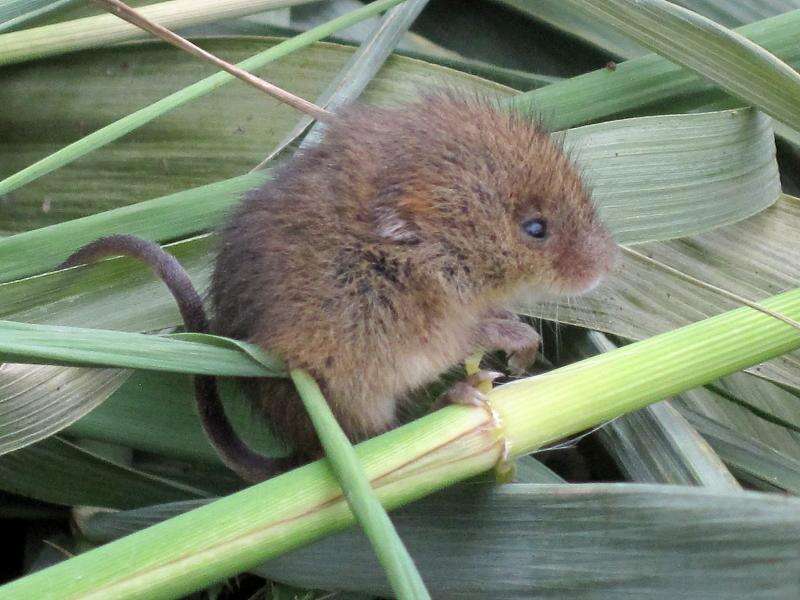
2 288 799 599
291 369 431 600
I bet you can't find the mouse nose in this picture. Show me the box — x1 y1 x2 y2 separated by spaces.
603 234 622 274
583 220 619 273
555 225 619 294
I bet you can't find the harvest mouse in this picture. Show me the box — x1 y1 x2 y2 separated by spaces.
62 90 619 482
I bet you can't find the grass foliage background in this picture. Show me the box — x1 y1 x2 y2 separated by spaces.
2 1 800 598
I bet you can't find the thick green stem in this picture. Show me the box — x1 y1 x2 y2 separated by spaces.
495 288 800 454
2 290 799 599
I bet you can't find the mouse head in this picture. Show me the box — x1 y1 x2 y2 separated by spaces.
360 90 619 301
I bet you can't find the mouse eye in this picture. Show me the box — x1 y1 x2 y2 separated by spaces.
521 218 548 239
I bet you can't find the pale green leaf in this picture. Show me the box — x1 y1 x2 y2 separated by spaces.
0 0 80 34
0 38 507 231
563 108 778 244
681 409 800 494
561 0 800 134
0 0 408 199
291 369 431 600
499 0 800 59
0 319 282 377
0 436 210 508
0 362 129 455
76 483 800 599
0 0 315 64
258 0 432 166
511 10 800 131
66 370 288 463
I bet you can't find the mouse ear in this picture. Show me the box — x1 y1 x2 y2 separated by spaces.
373 205 420 244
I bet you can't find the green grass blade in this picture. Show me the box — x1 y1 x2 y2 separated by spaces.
259 0 431 166
0 237 212 330
500 0 647 58
0 320 283 377
291 369 431 600
236 19 559 90
513 455 565 483
601 401 739 487
682 409 800 494
501 289 800 456
0 436 210 508
3 14 798 217
706 381 800 434
675 0 800 28
0 0 405 196
499 0 800 59
0 39 513 229
675 369 800 480
567 0 800 134
77 498 210 541
0 239 216 458
0 363 129 455
252 483 800 597
67 370 288 464
563 108 778 244
398 47 560 90
2 283 800 598
710 371 800 457
0 0 80 33
0 0 315 62
0 0 54 22
0 172 268 282
511 9 800 131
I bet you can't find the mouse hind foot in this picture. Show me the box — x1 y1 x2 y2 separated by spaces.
432 369 503 423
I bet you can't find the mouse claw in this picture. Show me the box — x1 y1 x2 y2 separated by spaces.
473 315 540 375
434 370 503 426
508 343 539 375
443 381 488 407
467 370 504 388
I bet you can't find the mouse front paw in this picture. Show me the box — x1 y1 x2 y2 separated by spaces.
474 312 541 375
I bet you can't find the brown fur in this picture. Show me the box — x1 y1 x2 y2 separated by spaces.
212 91 618 461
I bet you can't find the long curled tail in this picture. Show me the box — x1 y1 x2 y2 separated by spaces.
60 234 294 482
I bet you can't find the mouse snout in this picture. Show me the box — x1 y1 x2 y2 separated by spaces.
596 228 621 275
553 226 619 295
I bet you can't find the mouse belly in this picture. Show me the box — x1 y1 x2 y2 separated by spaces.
248 370 402 461
321 326 476 432
250 326 474 459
